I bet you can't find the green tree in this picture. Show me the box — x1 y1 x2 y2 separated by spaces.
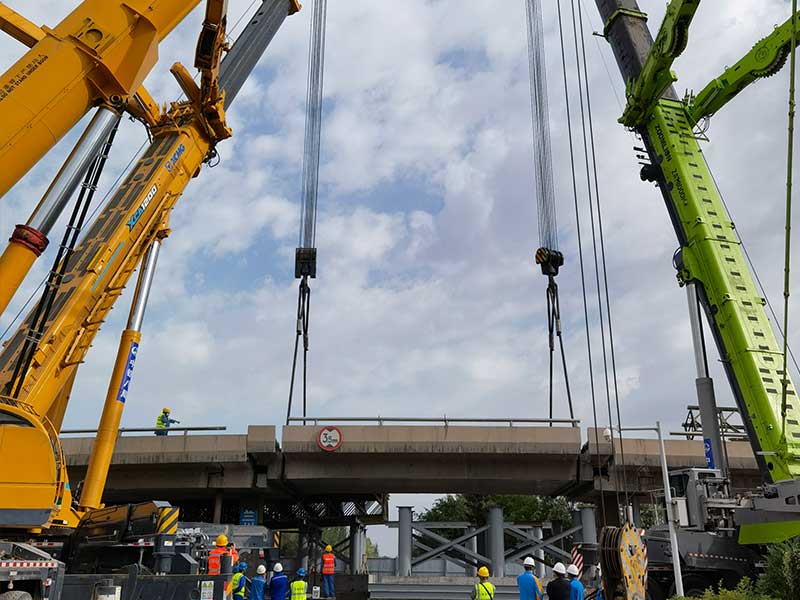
418 494 571 526
758 537 800 598
671 577 775 600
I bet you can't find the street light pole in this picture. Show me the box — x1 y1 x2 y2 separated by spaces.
657 421 684 597
616 423 684 596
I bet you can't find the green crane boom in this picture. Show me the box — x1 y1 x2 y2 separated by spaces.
599 0 800 543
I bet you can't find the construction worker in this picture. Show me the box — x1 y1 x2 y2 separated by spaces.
290 567 308 600
268 562 288 600
567 564 585 600
546 563 572 600
517 557 544 600
228 541 240 565
207 534 235 575
228 561 248 600
471 566 495 600
321 544 336 599
154 407 179 436
251 564 267 600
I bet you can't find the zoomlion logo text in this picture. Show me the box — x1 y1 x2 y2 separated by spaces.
115 341 139 403
127 184 158 231
653 123 672 163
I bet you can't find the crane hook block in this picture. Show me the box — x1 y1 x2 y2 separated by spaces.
535 247 564 277
295 247 317 279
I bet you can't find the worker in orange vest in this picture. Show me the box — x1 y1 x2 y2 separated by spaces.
208 534 237 575
321 544 336 599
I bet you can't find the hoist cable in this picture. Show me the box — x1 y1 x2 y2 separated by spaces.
574 0 629 512
6 117 120 397
525 0 558 252
554 0 606 526
286 277 311 425
299 0 328 249
781 0 798 442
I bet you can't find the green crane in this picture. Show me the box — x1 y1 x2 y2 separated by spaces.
600 0 800 545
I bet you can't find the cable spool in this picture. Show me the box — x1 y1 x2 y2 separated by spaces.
599 524 647 600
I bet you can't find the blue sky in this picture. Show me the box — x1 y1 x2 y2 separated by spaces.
1 0 800 554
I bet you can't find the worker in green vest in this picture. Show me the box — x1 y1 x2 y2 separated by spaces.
154 407 179 436
228 561 248 599
472 566 495 599
290 567 307 600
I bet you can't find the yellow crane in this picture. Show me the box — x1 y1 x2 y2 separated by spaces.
0 0 299 537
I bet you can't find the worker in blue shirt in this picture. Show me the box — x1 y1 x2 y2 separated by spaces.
268 562 288 600
250 564 267 600
567 564 585 600
516 557 544 600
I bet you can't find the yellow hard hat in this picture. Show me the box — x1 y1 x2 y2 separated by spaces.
215 534 228 547
477 566 490 578
162 407 170 413
325 545 333 552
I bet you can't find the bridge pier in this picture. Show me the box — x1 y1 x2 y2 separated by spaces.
397 506 413 576
487 506 504 577
350 523 367 574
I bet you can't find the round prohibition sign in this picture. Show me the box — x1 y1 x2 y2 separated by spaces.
317 426 343 452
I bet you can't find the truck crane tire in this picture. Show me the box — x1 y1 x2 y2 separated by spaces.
0 591 34 600
645 580 667 600
670 575 708 598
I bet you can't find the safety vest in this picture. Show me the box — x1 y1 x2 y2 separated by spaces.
155 413 167 430
230 572 246 599
322 552 335 574
475 581 495 600
290 580 307 600
207 547 229 575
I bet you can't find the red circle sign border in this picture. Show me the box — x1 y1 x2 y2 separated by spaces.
317 425 343 452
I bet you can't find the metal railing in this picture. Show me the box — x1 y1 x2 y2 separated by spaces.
286 416 579 426
60 426 226 437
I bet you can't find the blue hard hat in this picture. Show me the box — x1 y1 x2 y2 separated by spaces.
298 568 306 577
237 562 248 572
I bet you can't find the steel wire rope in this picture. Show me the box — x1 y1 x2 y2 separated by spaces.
565 0 624 518
554 0 607 526
0 0 263 342
525 0 574 423
781 0 798 442
574 0 630 513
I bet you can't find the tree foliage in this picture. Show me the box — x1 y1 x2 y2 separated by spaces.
417 494 571 525
671 577 775 600
757 537 800 598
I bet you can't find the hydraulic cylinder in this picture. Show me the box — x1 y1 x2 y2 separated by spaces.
79 239 161 510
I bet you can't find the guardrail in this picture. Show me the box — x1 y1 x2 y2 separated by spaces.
287 416 579 426
60 426 227 437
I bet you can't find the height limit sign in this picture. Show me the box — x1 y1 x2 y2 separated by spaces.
317 426 343 452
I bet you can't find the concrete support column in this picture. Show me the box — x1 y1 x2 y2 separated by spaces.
397 506 412 577
466 526 478 576
579 507 598 544
532 526 545 579
212 492 223 524
349 524 367 574
487 507 504 578
631 497 642 528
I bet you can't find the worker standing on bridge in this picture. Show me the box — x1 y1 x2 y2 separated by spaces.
567 564 584 600
322 544 336 599
517 557 544 600
154 407 179 435
268 562 288 600
546 563 571 600
472 566 495 600
291 567 308 600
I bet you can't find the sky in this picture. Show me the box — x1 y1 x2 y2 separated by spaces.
1 0 799 556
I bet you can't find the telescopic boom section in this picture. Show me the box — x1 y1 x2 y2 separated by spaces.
0 0 299 531
598 0 800 539
0 0 202 201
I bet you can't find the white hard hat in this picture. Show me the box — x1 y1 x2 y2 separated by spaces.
273 563 283 572
567 564 580 576
257 565 267 575
523 557 535 567
553 562 567 575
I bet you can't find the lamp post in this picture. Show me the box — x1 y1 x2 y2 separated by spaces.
610 422 684 597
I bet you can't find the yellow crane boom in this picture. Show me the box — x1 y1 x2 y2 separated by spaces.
0 0 202 201
0 0 299 532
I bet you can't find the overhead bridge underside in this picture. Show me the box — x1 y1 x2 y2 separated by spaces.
60 425 761 507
